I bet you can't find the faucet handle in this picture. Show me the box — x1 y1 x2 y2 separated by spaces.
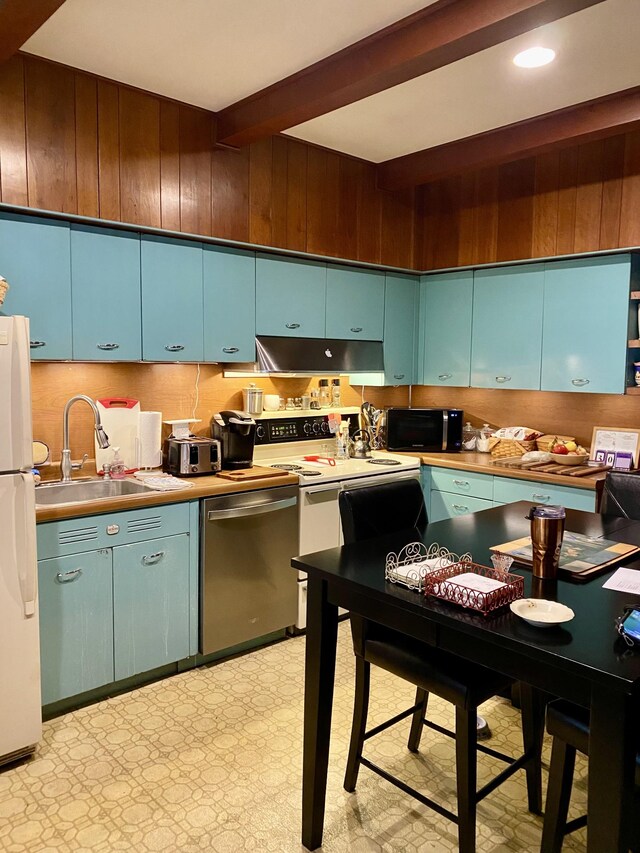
71 453 89 471
102 463 112 480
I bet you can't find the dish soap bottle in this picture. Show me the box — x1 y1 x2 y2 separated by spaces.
462 422 477 451
110 446 126 479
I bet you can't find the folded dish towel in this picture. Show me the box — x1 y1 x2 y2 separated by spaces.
135 474 194 491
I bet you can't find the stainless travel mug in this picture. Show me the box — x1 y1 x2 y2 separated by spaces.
529 505 566 580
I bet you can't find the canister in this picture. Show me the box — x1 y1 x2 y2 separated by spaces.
242 383 264 415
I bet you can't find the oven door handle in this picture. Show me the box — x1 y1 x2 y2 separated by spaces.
207 497 297 521
302 485 342 496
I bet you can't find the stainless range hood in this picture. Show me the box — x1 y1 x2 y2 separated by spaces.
255 335 384 375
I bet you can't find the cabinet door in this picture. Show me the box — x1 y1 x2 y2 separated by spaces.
203 246 256 362
325 265 384 340
113 534 190 680
429 491 493 523
383 274 418 385
38 550 113 705
256 254 326 338
71 225 141 360
421 271 473 387
0 213 72 359
141 236 203 362
471 264 544 390
541 256 630 394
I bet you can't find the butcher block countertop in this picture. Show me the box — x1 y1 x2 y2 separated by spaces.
35 471 299 523
400 451 606 491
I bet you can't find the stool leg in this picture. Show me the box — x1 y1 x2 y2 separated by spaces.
520 683 545 814
540 738 576 853
344 656 370 793
407 688 429 753
456 705 477 853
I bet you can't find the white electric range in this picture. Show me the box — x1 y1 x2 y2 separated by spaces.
254 414 421 631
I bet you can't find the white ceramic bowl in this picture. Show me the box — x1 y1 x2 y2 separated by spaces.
510 599 575 628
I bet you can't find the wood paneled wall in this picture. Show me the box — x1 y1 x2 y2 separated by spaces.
0 54 416 268
417 132 640 269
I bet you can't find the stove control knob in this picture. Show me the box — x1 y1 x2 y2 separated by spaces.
320 421 329 434
312 422 321 435
256 424 266 440
303 422 312 435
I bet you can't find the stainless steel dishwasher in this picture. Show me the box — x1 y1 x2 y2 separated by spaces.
200 484 299 655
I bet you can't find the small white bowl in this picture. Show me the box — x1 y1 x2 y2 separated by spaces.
510 599 575 628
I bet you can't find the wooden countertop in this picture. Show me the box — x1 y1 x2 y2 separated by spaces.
397 451 605 491
35 472 299 523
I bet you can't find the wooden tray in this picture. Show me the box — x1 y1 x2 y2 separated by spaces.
216 466 290 481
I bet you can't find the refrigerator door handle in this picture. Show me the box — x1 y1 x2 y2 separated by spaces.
13 317 34 469
17 473 37 617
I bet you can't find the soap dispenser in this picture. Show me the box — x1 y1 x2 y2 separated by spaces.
110 447 126 479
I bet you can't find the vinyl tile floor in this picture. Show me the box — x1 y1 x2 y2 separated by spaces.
0 622 588 852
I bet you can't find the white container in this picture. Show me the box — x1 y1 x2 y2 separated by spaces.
264 394 280 412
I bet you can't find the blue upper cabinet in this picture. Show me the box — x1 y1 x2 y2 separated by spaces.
203 246 256 363
420 270 473 387
383 274 418 385
471 264 544 390
325 265 385 340
141 236 203 362
256 254 326 338
0 213 72 359
541 255 631 394
71 225 141 361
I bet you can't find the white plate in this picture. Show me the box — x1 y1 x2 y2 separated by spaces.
510 599 575 627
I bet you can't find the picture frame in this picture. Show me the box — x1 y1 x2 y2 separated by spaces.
590 426 640 470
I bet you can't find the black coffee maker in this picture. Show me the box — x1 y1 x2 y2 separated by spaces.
211 410 256 470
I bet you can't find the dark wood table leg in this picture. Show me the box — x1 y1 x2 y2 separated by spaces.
587 688 637 853
519 683 546 814
302 576 339 851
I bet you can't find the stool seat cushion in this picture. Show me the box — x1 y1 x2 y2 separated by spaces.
363 621 513 710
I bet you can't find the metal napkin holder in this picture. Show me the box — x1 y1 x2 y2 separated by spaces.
385 542 472 592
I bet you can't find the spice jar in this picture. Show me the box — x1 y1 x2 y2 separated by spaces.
318 379 331 409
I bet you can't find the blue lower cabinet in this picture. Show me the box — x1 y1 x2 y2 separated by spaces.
0 213 72 359
204 246 256 362
113 534 190 680
71 225 141 361
429 491 494 523
493 477 596 512
421 466 431 519
142 236 203 362
38 549 114 705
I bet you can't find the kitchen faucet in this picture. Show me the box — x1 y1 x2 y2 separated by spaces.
60 395 110 483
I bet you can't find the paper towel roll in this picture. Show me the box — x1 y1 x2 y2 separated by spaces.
138 411 163 469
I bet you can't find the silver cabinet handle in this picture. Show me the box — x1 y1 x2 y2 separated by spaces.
142 551 165 565
97 343 120 351
452 504 469 512
222 347 239 354
453 479 469 487
393 374 405 380
30 340 46 349
350 327 363 333
571 378 590 387
164 344 184 352
285 323 300 329
438 373 452 381
56 568 82 583
207 496 296 521
532 493 551 501
495 376 511 383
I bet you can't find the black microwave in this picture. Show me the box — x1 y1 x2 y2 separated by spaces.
386 408 463 452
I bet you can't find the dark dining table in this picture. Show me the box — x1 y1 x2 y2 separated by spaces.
292 501 640 852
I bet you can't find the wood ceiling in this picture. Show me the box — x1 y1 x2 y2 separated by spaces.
7 0 640 188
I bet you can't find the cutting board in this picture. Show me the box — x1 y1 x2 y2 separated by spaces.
216 466 290 481
95 398 140 471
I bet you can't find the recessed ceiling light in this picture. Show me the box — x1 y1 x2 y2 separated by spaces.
513 47 556 68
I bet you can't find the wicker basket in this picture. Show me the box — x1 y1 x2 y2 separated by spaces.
490 438 537 459
0 277 8 306
536 434 575 453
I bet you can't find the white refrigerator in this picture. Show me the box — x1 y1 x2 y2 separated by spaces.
0 315 41 765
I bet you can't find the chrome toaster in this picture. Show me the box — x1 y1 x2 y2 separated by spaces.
163 437 221 476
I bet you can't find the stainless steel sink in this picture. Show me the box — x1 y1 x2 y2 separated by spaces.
35 479 154 507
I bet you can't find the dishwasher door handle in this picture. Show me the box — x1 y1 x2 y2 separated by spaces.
207 496 297 521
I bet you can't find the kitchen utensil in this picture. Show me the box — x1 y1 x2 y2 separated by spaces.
95 397 140 472
528 505 566 580
303 455 336 466
509 599 574 627
350 429 372 459
242 383 264 415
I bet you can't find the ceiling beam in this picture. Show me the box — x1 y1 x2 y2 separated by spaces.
0 0 67 64
377 87 640 189
216 0 605 147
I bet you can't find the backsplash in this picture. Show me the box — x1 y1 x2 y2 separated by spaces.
31 362 639 464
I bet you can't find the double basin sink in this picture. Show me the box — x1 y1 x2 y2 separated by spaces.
35 478 155 507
